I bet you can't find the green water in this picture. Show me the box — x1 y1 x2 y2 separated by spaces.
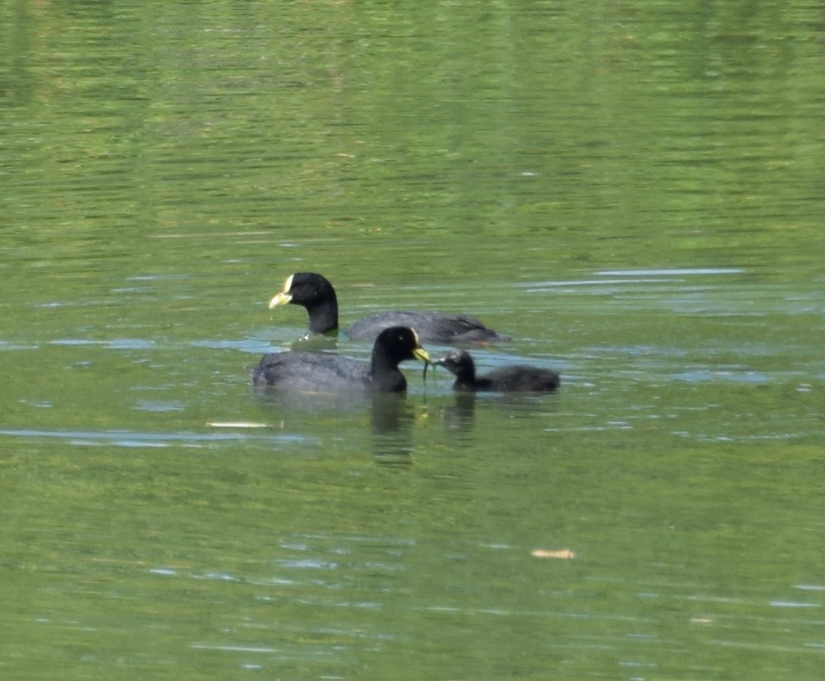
2 1 824 679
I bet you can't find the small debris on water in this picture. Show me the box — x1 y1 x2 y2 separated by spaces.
531 548 576 560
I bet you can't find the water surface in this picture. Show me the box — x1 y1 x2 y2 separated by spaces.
2 1 824 679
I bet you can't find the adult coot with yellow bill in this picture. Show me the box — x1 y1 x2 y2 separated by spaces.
253 326 430 393
268 272 507 345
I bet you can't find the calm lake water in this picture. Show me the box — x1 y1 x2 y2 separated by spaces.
2 1 824 679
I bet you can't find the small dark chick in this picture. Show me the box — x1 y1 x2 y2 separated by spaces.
435 349 560 392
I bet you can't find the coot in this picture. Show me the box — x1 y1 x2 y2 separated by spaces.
252 326 430 392
268 272 507 344
435 349 560 392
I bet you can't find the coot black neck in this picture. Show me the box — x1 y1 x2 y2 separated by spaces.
369 348 407 392
305 296 339 334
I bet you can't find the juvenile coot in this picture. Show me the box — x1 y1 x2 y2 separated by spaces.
268 272 507 344
435 349 560 392
252 326 430 392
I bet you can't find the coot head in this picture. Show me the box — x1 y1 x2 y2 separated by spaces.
269 272 338 334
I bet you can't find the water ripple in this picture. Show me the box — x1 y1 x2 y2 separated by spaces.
0 427 314 447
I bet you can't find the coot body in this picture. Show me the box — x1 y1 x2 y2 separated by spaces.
268 272 507 344
253 326 430 393
435 349 560 392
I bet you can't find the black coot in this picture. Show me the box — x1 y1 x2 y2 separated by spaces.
435 349 560 392
252 326 430 393
268 272 507 344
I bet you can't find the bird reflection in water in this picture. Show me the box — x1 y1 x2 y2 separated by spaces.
251 388 425 465
370 393 417 465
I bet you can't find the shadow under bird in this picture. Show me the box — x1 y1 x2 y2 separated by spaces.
268 272 508 344
252 326 431 393
435 349 560 392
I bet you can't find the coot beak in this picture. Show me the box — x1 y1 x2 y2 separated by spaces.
410 329 430 365
415 346 432 384
268 291 292 308
268 274 295 309
412 346 431 364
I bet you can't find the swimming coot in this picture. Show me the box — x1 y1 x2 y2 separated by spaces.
268 272 507 344
268 272 339 334
435 349 560 392
252 326 431 392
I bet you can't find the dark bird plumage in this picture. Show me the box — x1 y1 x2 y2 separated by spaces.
252 326 430 393
435 349 560 392
268 272 507 345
